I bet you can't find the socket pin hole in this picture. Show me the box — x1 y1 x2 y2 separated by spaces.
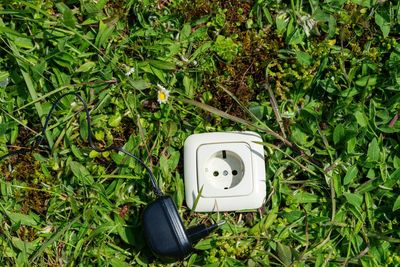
213 171 219 177
232 170 238 175
224 187 228 189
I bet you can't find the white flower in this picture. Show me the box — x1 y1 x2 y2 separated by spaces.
125 67 135 77
157 84 170 104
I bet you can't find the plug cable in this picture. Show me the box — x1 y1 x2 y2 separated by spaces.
0 92 164 197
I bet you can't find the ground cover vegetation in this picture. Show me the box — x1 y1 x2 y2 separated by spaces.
0 0 400 266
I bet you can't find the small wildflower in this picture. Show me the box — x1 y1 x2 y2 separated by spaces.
125 67 135 77
157 84 170 104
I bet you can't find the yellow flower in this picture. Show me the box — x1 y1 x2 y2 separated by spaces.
157 84 170 104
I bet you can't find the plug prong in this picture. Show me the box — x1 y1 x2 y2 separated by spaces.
217 220 226 227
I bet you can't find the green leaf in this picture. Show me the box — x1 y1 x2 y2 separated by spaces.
179 23 191 41
286 17 294 38
351 0 373 7
11 237 38 255
355 75 377 87
108 113 122 127
340 87 359 97
343 166 358 185
354 111 368 127
55 2 77 28
277 242 292 266
249 208 278 235
296 51 312 66
149 59 176 70
375 11 390 38
71 145 85 161
53 52 75 69
110 259 131 267
69 161 94 185
7 212 38 226
115 217 135 246
328 15 337 38
174 173 185 209
333 172 343 197
194 238 213 250
347 137 357 153
293 191 320 203
0 26 25 37
249 105 266 119
276 13 289 35
191 27 208 41
89 150 99 158
344 192 363 207
0 71 9 83
187 254 197 267
394 156 400 169
367 138 380 162
183 75 194 98
393 196 400 211
190 41 212 61
262 6 273 24
159 154 169 177
80 114 89 141
390 168 400 181
225 257 247 266
14 37 34 49
149 66 166 83
95 20 115 48
288 29 305 45
76 61 96 72
333 124 345 145
128 79 150 90
291 127 311 147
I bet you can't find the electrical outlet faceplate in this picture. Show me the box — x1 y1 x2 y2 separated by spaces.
184 132 266 212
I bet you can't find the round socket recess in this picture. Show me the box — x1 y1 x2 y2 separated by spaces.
197 142 253 198
207 150 244 189
184 131 266 212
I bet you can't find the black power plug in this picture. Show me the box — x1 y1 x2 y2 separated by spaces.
143 196 224 259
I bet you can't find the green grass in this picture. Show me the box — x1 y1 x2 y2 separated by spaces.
0 0 400 266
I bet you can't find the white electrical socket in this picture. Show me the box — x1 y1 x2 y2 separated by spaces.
184 131 266 212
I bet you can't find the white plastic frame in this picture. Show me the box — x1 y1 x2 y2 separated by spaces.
184 131 266 212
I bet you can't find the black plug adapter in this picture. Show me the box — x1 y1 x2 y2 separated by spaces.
143 196 223 259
